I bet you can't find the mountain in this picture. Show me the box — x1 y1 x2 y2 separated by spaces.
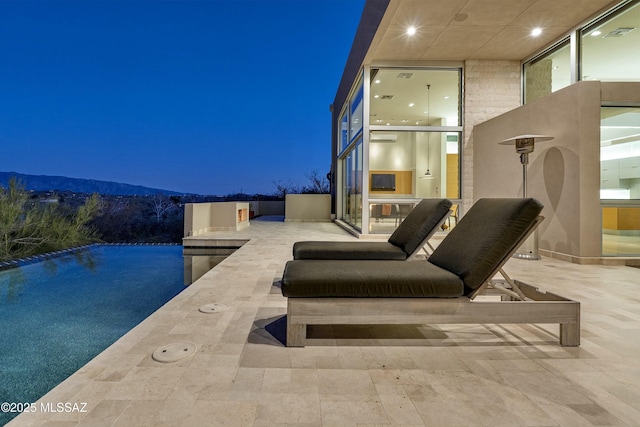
0 171 185 196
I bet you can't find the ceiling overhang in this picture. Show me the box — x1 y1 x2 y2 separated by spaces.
363 0 624 63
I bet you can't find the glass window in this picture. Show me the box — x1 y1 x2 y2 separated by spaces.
339 110 349 153
341 139 363 230
350 83 364 141
369 68 461 127
600 107 640 200
368 131 461 200
524 39 571 103
366 67 462 234
600 106 640 256
582 2 640 83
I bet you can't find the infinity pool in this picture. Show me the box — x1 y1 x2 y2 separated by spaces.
0 245 186 425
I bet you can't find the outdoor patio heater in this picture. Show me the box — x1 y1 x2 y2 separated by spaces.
498 134 554 260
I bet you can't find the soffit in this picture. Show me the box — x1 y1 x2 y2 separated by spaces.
366 0 623 62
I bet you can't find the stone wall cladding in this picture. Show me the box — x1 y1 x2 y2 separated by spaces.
463 60 521 214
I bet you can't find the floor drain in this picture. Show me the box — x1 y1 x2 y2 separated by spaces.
152 342 197 363
199 303 229 313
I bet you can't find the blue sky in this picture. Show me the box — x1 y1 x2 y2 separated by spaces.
0 0 365 195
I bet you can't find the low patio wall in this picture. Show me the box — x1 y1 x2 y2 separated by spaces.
285 194 331 222
251 200 285 217
184 201 250 236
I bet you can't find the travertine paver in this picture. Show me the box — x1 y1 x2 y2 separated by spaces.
8 219 640 426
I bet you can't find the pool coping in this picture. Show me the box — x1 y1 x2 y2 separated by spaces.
0 242 181 272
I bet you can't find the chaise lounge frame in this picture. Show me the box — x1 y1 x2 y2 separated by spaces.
284 215 580 347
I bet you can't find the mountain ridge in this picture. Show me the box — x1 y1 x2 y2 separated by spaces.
0 171 186 196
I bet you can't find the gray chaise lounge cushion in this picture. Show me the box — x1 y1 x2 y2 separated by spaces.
281 260 463 298
292 198 452 260
292 241 407 260
428 198 543 295
281 198 543 299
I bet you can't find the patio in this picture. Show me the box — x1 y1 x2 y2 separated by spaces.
10 218 640 426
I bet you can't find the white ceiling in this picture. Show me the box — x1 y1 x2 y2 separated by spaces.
366 0 625 62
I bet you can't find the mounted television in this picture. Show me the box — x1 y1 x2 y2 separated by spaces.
371 173 396 191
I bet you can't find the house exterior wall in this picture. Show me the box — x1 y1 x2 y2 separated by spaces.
473 81 618 260
330 0 639 258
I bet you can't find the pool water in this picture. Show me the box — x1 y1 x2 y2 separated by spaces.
0 245 186 425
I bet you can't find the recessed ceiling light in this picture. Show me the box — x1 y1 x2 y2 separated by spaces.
591 30 602 36
531 27 543 37
453 13 469 22
407 26 416 36
408 103 414 107
374 94 380 98
444 96 449 99
374 79 381 84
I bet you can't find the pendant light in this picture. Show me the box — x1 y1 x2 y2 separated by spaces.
420 84 434 179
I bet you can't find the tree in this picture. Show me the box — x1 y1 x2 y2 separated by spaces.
272 179 301 199
151 194 176 223
0 179 101 262
302 169 330 194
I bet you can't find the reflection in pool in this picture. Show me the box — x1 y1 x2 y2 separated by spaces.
183 241 246 284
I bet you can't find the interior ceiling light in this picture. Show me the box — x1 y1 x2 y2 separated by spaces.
591 30 602 36
407 26 416 36
531 27 543 37
408 103 414 107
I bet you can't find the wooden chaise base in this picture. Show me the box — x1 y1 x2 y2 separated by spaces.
285 281 580 347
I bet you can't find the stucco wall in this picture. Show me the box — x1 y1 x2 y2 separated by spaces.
251 200 285 216
473 81 617 259
285 194 331 222
184 202 250 236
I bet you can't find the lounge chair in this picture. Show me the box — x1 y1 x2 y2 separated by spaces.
292 198 452 260
281 198 580 347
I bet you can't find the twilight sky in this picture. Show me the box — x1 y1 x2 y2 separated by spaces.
0 0 365 195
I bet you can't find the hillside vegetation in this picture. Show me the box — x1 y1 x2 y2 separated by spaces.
0 179 100 262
